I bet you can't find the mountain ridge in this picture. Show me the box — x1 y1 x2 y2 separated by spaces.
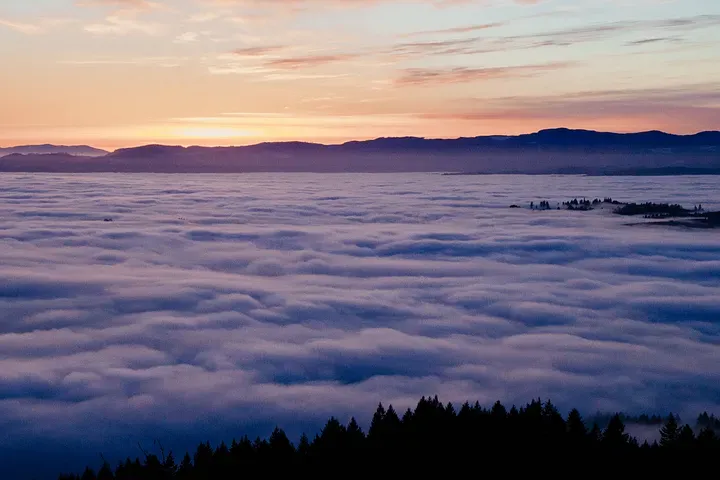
0 144 108 158
4 129 719 155
1 128 718 174
111 128 720 152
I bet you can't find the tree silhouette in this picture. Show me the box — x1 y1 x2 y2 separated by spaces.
677 424 696 449
660 414 680 448
346 417 365 451
176 453 193 480
80 467 97 480
566 408 588 446
97 462 114 480
55 396 720 479
602 414 630 450
697 427 718 450
367 402 386 449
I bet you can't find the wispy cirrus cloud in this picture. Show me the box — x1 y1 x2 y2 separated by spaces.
174 31 200 43
395 61 574 86
625 37 683 47
84 15 164 35
76 0 167 35
402 21 505 37
265 53 361 69
231 45 288 57
0 18 43 34
76 0 160 10
206 11 720 84
421 83 720 131
207 43 363 79
389 13 720 61
58 56 187 67
514 14 720 45
0 17 73 35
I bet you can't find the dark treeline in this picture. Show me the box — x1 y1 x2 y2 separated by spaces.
587 411 720 428
58 397 720 479
698 412 720 429
563 198 593 211
530 200 554 210
522 198 719 226
704 211 720 226
587 412 670 427
614 202 689 217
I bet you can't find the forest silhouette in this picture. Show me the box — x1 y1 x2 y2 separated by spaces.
56 396 720 479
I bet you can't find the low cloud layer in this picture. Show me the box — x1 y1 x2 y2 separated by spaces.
1 173 719 477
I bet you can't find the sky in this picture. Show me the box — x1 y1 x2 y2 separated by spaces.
1 0 719 149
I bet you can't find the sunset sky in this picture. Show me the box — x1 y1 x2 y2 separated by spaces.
1 0 719 149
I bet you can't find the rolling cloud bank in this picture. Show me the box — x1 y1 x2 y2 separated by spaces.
1 173 720 477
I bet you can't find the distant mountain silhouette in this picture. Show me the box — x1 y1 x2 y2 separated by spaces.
512 128 720 148
0 144 108 158
335 129 720 150
1 129 718 173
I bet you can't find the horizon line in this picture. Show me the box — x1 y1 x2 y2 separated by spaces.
2 127 720 153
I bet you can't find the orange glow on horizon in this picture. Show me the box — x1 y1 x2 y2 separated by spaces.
0 112 714 152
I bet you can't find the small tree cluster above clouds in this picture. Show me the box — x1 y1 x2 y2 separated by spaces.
0 173 719 476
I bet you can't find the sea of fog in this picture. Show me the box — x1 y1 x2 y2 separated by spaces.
1 173 720 477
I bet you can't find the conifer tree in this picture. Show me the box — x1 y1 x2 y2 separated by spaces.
383 405 401 434
80 467 97 480
346 417 365 445
367 403 386 443
491 400 507 419
567 408 588 443
602 414 629 449
176 453 193 480
96 462 114 480
660 414 680 448
296 433 311 458
697 427 718 449
677 424 696 449
268 426 295 464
